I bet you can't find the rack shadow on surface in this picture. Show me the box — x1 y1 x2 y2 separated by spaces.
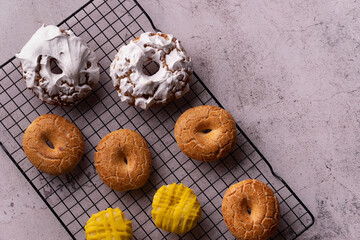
0 0 314 239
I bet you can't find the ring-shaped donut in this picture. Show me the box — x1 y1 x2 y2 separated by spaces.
151 183 202 234
16 25 100 106
222 179 280 240
22 114 84 175
174 105 237 161
95 129 152 191
110 32 193 110
85 208 133 240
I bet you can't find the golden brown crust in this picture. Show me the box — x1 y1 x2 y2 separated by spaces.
174 105 237 161
95 129 152 191
222 179 280 240
22 114 84 175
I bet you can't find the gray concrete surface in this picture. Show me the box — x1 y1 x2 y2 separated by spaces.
1 0 360 239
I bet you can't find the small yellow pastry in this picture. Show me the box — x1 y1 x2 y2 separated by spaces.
85 208 133 240
151 183 202 234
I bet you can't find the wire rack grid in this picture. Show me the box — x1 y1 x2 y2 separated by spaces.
0 0 314 239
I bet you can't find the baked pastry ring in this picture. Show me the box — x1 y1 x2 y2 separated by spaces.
85 208 133 240
95 129 152 191
174 105 237 161
22 114 84 175
151 183 201 234
222 179 280 240
16 24 100 106
110 32 192 110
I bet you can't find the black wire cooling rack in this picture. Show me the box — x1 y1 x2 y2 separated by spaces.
0 0 315 239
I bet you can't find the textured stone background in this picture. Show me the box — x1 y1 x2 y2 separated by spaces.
1 0 360 239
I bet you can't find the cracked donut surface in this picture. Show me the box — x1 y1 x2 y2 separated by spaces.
22 114 84 175
110 32 192 110
174 105 237 161
222 179 280 240
95 129 152 191
16 25 100 106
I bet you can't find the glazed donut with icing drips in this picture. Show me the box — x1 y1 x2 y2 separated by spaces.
110 32 193 110
16 25 100 106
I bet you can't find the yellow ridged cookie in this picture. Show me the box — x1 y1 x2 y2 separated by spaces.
151 183 202 234
85 208 133 240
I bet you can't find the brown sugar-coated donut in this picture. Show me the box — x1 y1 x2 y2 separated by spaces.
95 129 152 191
174 105 237 161
22 114 84 175
222 179 280 240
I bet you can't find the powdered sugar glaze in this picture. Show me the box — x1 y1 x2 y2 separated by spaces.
16 25 99 105
110 32 193 110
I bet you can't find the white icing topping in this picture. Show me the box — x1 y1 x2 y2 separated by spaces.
110 32 193 110
16 25 100 105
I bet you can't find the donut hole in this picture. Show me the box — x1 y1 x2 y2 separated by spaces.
117 150 128 165
142 59 159 76
35 55 42 73
50 58 63 74
202 129 212 134
247 208 251 215
46 139 55 149
195 120 219 136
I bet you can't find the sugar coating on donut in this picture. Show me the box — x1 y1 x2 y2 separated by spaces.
16 25 100 105
222 179 280 240
110 32 193 110
174 105 237 161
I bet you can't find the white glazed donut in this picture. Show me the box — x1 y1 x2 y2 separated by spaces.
110 32 193 110
16 25 100 106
